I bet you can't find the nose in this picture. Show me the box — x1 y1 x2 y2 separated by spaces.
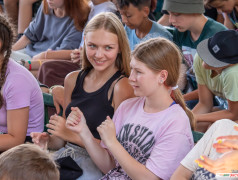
121 15 128 24
95 48 103 58
129 69 136 81
169 14 176 24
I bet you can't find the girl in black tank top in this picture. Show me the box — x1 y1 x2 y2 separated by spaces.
65 69 125 139
31 13 134 180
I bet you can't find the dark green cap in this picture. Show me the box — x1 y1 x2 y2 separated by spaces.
162 0 205 14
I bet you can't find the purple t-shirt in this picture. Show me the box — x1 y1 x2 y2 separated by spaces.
101 97 194 180
0 59 44 136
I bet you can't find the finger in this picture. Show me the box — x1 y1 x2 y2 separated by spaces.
72 58 80 63
234 124 238 131
221 140 238 150
72 107 84 117
217 135 238 140
66 117 79 126
200 156 215 166
48 119 58 126
106 116 112 121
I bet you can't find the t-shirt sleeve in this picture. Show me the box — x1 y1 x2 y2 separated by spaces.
146 132 192 180
4 74 32 110
24 4 44 43
193 53 206 85
222 68 238 101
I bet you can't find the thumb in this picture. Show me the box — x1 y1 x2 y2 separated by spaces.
71 107 84 117
54 102 60 114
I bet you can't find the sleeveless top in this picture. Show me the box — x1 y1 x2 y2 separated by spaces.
65 69 123 139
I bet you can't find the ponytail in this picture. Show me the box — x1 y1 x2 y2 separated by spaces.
171 89 195 130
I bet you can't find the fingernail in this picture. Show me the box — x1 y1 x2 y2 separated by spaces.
198 163 203 168
200 155 204 160
217 139 223 144
195 160 199 163
234 124 238 128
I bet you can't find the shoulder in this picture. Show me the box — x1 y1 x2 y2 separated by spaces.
222 64 238 79
205 18 227 32
113 77 134 98
6 60 36 84
64 70 81 90
117 96 142 110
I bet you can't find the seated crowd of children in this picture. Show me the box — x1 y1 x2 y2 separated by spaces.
0 0 238 179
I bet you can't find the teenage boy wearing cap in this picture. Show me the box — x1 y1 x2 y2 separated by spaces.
204 0 238 29
192 30 238 132
162 0 227 105
116 0 172 50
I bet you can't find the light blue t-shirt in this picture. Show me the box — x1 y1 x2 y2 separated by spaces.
125 21 172 50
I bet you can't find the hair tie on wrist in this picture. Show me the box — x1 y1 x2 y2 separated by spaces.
171 85 178 90
38 59 42 66
28 60 32 71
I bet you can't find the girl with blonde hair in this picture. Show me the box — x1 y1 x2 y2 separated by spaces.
31 12 134 180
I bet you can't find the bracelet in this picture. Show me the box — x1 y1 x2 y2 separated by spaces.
28 60 32 71
38 59 42 66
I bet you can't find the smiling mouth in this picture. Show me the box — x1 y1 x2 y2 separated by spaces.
94 59 105 64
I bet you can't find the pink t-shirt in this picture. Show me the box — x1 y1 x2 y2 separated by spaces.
101 97 194 180
0 59 44 136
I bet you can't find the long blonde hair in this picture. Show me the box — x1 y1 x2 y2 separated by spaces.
81 12 131 77
132 37 195 130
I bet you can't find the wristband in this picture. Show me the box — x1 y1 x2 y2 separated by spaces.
38 59 42 66
28 60 32 71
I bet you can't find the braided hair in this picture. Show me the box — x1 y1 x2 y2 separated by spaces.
0 14 14 108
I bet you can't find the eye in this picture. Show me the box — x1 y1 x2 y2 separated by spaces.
105 46 112 50
88 44 96 49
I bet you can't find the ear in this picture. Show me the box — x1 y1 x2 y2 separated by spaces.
142 6 150 17
158 70 168 84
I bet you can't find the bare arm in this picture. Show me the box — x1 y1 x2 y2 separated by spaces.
193 84 238 122
195 100 238 123
183 89 199 101
32 49 73 61
12 35 31 51
112 77 134 110
171 165 193 180
192 84 214 115
223 13 236 30
0 107 29 151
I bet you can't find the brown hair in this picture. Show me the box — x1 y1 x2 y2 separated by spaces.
0 14 14 109
0 144 59 180
204 0 227 8
43 0 90 31
81 12 131 76
132 37 195 130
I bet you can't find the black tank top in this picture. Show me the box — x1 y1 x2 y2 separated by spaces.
65 69 123 139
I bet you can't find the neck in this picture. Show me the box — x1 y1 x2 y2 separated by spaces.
92 0 108 5
135 19 152 39
90 65 118 82
54 7 66 18
144 86 174 113
189 15 207 41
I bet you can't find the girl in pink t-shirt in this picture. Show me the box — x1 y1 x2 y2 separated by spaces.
66 37 195 180
0 14 44 151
